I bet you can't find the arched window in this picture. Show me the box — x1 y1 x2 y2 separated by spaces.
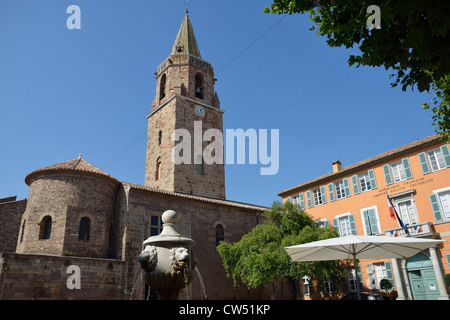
39 216 52 240
78 217 90 241
195 73 204 99
155 157 162 180
215 224 224 246
159 74 166 100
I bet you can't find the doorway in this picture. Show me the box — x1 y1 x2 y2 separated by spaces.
406 253 440 300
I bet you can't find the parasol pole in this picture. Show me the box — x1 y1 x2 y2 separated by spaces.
352 244 361 300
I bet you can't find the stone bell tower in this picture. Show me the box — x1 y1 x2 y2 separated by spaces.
144 12 225 199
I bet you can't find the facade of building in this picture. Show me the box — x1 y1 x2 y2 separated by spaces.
0 13 290 300
279 134 450 300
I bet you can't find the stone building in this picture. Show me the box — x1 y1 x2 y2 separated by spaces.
0 13 290 300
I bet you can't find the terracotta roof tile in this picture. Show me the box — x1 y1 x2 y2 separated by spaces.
123 182 268 212
25 156 120 186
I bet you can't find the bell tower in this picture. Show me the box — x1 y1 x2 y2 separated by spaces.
144 13 225 199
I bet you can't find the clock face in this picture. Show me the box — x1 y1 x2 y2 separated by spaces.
195 105 205 117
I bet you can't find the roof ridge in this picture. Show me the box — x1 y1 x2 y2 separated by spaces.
278 134 445 196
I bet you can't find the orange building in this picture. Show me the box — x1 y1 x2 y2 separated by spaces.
279 134 450 300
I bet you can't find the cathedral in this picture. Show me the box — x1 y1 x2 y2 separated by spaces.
0 13 289 300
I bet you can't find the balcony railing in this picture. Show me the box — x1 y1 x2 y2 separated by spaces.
384 221 436 238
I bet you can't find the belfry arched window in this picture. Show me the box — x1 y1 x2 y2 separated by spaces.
215 224 224 246
39 216 52 240
160 74 166 100
195 73 204 99
78 217 91 241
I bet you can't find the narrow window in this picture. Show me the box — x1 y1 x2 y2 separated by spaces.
155 157 161 180
159 74 166 100
39 216 52 240
215 224 224 246
158 130 162 146
195 73 204 99
78 217 90 241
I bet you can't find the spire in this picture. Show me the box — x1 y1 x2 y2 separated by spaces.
170 13 201 58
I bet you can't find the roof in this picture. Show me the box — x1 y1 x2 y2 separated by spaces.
25 155 120 186
123 182 268 212
278 134 446 197
170 13 201 58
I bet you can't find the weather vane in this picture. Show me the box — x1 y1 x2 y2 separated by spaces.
185 0 189 13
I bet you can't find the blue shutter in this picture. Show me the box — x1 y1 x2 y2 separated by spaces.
320 185 327 204
349 214 357 235
299 193 305 210
368 208 379 235
343 178 351 197
286 196 291 203
384 261 396 289
368 169 377 189
418 152 430 174
429 193 443 222
367 263 375 290
306 190 312 208
328 183 335 202
363 210 371 235
351 175 360 195
402 157 413 179
332 218 340 236
441 145 450 167
383 164 392 185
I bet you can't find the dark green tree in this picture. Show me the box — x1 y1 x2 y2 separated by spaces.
216 201 344 297
264 0 450 141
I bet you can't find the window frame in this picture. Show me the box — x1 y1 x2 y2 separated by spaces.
427 147 447 172
360 206 381 236
312 188 323 206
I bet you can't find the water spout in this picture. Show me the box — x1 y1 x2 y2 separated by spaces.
129 268 143 300
195 266 207 300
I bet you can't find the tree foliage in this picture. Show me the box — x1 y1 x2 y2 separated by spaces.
216 201 344 289
264 0 450 141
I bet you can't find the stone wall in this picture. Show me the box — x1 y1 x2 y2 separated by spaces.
0 197 27 253
0 252 127 300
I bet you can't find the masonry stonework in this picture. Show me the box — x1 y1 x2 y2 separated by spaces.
0 14 277 300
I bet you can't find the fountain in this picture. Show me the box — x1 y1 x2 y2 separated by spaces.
138 210 196 300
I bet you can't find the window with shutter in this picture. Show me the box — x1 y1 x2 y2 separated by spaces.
361 207 380 236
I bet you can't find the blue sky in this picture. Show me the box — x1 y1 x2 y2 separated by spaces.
0 0 436 208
